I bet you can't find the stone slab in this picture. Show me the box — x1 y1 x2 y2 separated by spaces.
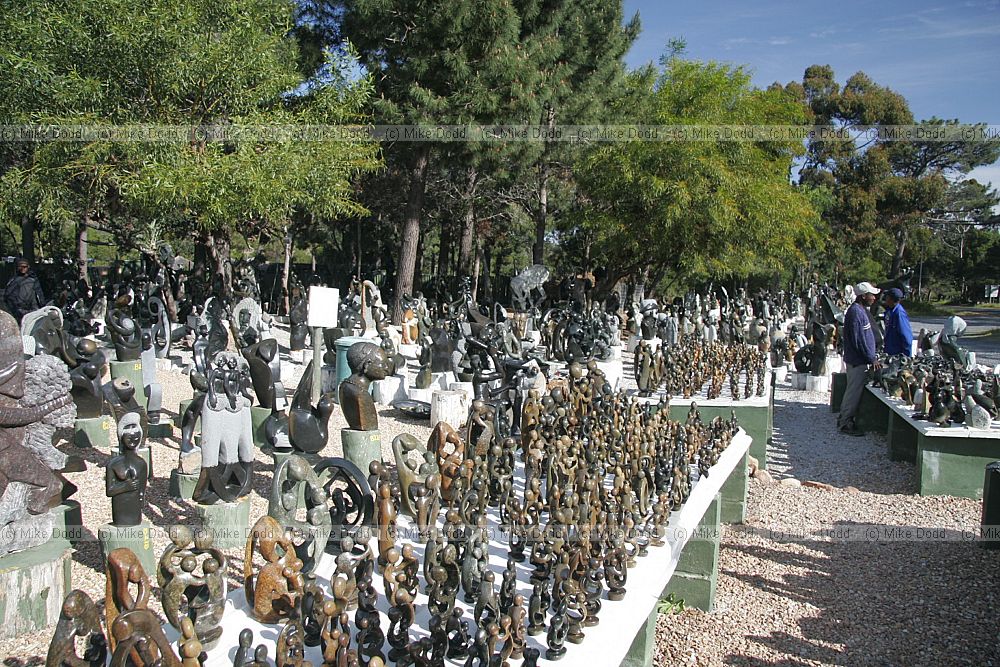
888 410 918 463
341 429 383 476
147 421 173 438
0 537 72 639
620 609 657 667
196 497 251 550
169 469 199 501
98 522 157 576
918 435 1000 499
73 415 112 449
719 451 749 524
109 359 147 405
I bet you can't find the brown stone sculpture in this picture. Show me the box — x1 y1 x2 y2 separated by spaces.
244 515 306 623
269 454 332 574
106 547 183 666
45 590 108 667
338 342 388 431
158 526 226 649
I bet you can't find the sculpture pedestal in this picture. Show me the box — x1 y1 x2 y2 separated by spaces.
449 381 474 404
146 416 172 438
109 359 146 405
772 364 789 384
270 448 295 469
341 428 382 475
430 371 454 390
169 469 199 501
73 415 111 449
398 343 421 359
430 390 468 430
806 374 830 393
196 497 251 550
408 387 434 403
251 406 271 447
289 349 305 364
0 538 72 639
98 522 156 575
374 374 407 406
596 359 624 391
790 371 808 390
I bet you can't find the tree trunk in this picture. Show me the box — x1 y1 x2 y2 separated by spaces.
392 145 430 324
437 218 452 280
192 231 210 303
532 108 556 266
889 227 908 279
458 167 478 275
21 215 36 262
282 226 293 315
208 231 233 299
76 217 89 283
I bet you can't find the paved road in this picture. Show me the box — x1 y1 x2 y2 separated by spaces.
908 307 1000 367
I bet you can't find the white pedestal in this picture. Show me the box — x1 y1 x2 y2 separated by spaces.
449 381 475 403
289 349 305 363
826 354 843 375
430 390 469 430
526 331 542 346
596 359 624 391
408 387 433 403
398 344 421 359
790 371 808 390
374 374 409 406
806 374 830 392
772 365 789 384
609 344 623 361
430 371 454 390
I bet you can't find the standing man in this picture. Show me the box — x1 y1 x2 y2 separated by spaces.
838 281 880 436
3 258 46 324
882 288 913 357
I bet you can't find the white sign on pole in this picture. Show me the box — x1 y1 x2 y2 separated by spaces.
307 286 340 328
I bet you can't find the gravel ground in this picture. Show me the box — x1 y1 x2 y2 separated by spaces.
654 381 1000 667
3 334 998 665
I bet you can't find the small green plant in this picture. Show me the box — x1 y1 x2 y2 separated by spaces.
657 593 686 615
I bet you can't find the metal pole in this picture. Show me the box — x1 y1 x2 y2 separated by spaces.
311 326 323 404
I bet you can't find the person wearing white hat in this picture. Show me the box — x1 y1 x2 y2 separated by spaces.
837 281 881 436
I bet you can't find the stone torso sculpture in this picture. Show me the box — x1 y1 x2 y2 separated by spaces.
106 412 148 526
339 342 388 432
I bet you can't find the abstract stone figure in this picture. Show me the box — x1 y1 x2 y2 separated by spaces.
243 336 289 448
106 413 148 526
158 526 226 649
104 546 183 666
105 300 143 362
287 361 336 455
139 331 164 429
0 314 76 555
269 454 333 573
192 352 255 504
391 433 439 518
339 342 388 432
312 457 374 554
245 515 306 623
46 590 108 667
289 289 309 353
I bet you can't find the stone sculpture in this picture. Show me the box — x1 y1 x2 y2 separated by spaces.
269 454 333 573
287 361 336 455
45 590 108 667
158 525 226 649
339 342 388 432
245 515 306 623
0 314 76 555
105 413 148 527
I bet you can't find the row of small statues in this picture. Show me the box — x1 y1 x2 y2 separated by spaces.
634 336 769 400
49 356 741 666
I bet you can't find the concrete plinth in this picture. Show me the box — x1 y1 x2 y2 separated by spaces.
398 343 421 359
806 374 830 393
137 446 154 481
109 360 146 405
790 371 808 390
289 349 305 363
772 365 788 384
196 497 251 550
169 469 199 500
430 372 454 391
251 406 271 447
341 429 383 475
719 451 749 524
0 538 72 639
73 415 112 449
98 522 156 575
663 493 721 612
409 387 434 404
146 418 173 438
430 390 468 430
449 381 475 403
374 374 409 406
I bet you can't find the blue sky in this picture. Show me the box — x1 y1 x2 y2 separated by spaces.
623 0 1000 187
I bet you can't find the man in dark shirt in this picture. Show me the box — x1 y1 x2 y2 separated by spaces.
882 288 913 357
3 258 46 324
837 281 880 436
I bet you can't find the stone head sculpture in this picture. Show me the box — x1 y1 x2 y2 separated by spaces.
338 342 388 432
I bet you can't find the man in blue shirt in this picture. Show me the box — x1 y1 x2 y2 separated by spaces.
882 288 913 357
837 281 880 436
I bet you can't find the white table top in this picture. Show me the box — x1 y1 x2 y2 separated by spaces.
866 386 1000 439
171 431 753 666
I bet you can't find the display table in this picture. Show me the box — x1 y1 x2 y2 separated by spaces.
864 387 1000 498
166 432 752 667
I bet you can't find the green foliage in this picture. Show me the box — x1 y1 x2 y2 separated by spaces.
574 59 819 290
657 592 686 615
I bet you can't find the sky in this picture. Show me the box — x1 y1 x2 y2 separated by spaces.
623 0 1000 187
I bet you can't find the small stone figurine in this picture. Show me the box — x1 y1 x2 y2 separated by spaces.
106 412 148 527
339 342 389 432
